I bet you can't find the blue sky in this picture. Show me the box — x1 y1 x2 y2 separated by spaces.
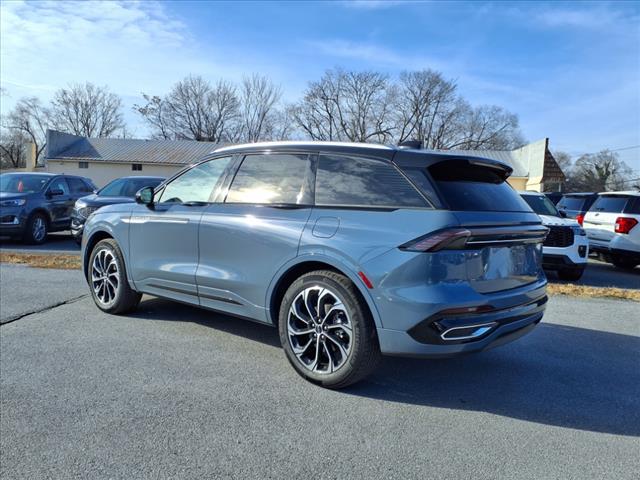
1 0 639 170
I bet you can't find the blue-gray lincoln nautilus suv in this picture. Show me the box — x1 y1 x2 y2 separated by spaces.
82 141 548 388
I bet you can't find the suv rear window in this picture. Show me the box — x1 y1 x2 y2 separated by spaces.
315 155 428 208
557 196 587 211
590 195 632 213
426 160 531 212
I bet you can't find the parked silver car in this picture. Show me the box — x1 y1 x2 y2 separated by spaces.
82 141 548 388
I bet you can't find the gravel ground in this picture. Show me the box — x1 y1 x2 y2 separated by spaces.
1 264 638 479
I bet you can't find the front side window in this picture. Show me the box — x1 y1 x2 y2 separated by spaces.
159 156 232 203
48 177 70 196
225 154 313 205
315 154 428 208
99 178 127 197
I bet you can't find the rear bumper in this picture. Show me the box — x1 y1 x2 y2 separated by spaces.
589 245 640 262
376 291 546 358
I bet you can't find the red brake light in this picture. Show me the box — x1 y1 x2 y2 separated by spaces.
615 217 638 234
400 228 471 252
575 213 584 226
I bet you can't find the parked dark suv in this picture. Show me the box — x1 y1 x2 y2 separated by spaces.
71 176 164 243
557 193 598 225
82 141 548 388
0 172 96 244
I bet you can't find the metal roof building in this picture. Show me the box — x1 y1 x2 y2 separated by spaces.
44 130 564 191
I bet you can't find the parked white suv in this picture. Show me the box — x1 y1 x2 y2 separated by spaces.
583 191 640 269
520 192 589 280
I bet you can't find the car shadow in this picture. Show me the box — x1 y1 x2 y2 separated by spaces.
131 297 640 437
546 258 639 290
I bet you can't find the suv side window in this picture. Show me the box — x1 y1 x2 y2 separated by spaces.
225 153 313 205
48 177 70 196
159 156 233 203
315 154 428 208
67 177 93 194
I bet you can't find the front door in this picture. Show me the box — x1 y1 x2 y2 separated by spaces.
46 177 73 229
129 156 234 304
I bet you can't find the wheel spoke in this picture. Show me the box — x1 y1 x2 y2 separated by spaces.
288 323 314 336
322 341 335 373
91 248 120 306
325 333 349 359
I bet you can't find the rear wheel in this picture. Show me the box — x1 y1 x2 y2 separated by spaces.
611 255 639 270
88 239 141 314
557 267 585 281
23 213 48 244
278 270 380 389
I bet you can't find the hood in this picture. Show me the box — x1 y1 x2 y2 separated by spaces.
538 214 579 227
0 191 33 201
77 194 136 207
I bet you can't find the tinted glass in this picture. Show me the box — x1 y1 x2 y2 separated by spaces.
401 168 441 208
557 196 586 211
590 195 631 213
0 174 51 193
315 155 427 208
160 157 232 203
521 194 560 216
429 160 531 212
48 177 70 195
99 178 127 197
226 154 313 204
626 198 640 214
67 177 93 194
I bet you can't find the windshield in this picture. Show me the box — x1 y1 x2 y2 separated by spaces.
522 194 560 216
0 174 50 193
557 196 586 211
99 178 163 198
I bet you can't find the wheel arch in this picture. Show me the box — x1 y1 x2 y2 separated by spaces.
267 256 383 329
83 230 114 280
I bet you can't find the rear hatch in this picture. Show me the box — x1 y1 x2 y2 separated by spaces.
396 154 546 293
583 194 635 245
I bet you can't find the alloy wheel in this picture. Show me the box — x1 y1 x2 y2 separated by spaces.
32 217 46 243
91 248 120 306
287 286 353 374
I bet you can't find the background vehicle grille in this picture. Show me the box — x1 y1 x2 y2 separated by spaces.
79 206 100 218
544 226 574 247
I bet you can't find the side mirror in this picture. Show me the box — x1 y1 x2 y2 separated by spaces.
135 186 155 206
559 210 567 218
47 188 64 197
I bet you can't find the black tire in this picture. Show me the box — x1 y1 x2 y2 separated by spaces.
88 238 141 314
557 267 585 281
23 212 48 245
611 256 639 270
278 270 381 389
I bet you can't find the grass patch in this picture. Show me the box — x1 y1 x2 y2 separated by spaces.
0 252 81 270
547 283 640 302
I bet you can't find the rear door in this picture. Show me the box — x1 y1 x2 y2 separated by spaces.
128 156 233 303
583 195 632 246
196 152 315 321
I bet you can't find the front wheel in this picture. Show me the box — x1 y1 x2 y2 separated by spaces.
278 270 380 389
23 213 48 244
88 239 141 314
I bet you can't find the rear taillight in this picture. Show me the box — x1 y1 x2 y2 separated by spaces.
615 217 638 234
400 228 471 252
575 213 584 226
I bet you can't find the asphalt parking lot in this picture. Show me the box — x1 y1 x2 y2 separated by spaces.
0 264 638 479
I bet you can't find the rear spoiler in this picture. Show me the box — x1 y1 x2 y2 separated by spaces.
392 150 514 180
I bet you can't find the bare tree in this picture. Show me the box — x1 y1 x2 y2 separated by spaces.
50 82 124 137
2 97 50 163
291 69 394 143
233 74 282 142
447 104 523 150
0 128 28 168
136 75 239 142
571 151 633 192
392 70 458 146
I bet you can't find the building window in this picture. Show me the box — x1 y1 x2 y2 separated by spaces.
79 162 89 169
132 163 143 171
